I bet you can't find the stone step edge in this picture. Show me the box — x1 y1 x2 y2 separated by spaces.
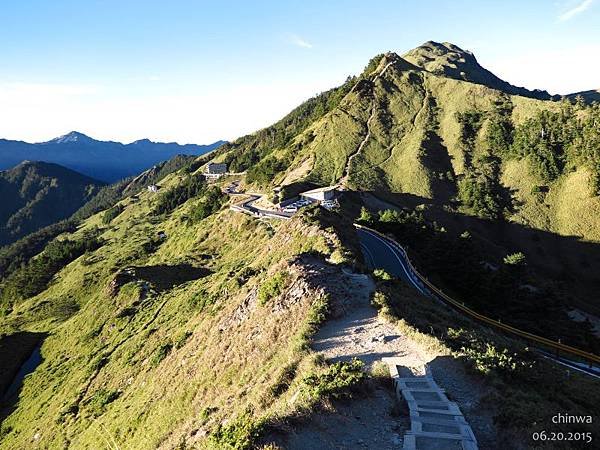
411 421 477 441
403 433 478 450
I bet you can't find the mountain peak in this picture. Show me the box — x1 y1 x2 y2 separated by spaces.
420 41 473 56
131 138 153 145
48 131 95 144
402 41 554 100
403 41 481 80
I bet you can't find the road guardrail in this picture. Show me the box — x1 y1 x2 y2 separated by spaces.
355 224 600 367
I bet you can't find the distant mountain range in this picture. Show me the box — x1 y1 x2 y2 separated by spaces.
0 131 225 182
0 161 105 246
569 89 600 103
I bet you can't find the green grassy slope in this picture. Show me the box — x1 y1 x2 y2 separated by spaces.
0 161 104 246
220 44 600 246
0 166 360 448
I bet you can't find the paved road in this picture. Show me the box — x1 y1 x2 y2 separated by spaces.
357 228 427 295
230 194 293 220
357 226 600 380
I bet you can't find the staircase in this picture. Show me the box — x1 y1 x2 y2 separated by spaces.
383 358 478 450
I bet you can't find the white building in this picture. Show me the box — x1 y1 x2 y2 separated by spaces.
205 162 228 175
300 186 338 203
147 185 159 193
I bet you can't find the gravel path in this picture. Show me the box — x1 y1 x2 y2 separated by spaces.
275 386 407 450
268 270 496 448
312 296 430 374
268 273 430 449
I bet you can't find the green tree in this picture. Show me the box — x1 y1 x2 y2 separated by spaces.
358 207 374 224
486 94 514 155
378 209 402 223
503 252 526 266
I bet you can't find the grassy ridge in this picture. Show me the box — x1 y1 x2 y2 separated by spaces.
0 168 360 448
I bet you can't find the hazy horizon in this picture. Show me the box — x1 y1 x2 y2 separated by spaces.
1 0 598 145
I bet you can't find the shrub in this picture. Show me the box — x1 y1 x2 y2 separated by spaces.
357 206 374 224
189 186 227 222
503 252 526 266
246 156 290 186
174 331 192 349
199 406 218 422
153 174 207 215
102 204 124 224
187 289 218 312
209 413 264 450
457 175 503 220
87 389 120 417
378 209 403 223
301 359 366 400
257 271 290 305
150 342 173 368
446 328 532 376
373 269 392 281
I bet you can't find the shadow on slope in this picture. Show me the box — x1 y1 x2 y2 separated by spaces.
0 332 47 422
349 190 600 355
108 264 212 296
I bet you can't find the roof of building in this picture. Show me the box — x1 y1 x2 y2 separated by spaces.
300 185 339 195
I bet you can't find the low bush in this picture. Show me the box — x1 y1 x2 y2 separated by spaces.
209 413 265 450
102 204 124 224
86 389 120 417
301 359 366 400
150 342 173 368
257 271 290 305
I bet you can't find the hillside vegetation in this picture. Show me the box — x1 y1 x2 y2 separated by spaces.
0 162 104 246
0 154 205 276
0 164 364 448
2 41 600 449
216 42 600 243
209 41 600 319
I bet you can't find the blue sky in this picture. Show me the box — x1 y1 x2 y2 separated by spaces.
1 0 598 144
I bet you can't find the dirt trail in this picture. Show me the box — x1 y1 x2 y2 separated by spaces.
268 268 496 449
340 101 376 186
269 273 434 449
340 58 397 187
312 275 429 373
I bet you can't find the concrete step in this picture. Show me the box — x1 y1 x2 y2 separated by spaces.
403 432 478 450
407 400 464 415
410 411 468 425
382 357 479 449
401 389 450 403
411 420 477 441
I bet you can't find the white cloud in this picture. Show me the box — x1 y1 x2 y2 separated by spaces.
558 0 594 21
289 34 313 49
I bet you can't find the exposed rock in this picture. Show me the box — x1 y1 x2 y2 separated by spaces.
219 287 259 331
